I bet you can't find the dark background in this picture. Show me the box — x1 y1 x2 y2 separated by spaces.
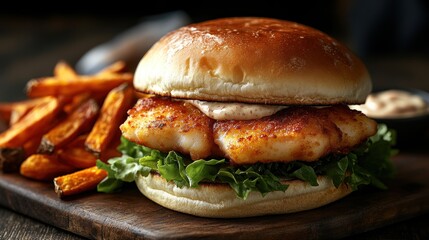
0 1 429 239
1 0 428 101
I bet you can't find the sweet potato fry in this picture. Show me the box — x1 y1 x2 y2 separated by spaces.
54 166 107 198
54 61 78 79
85 84 133 154
62 93 91 114
0 97 61 148
20 154 76 181
66 134 88 148
21 114 61 158
38 99 99 153
57 131 120 169
98 130 122 162
0 111 59 173
62 92 108 115
22 134 44 157
1 137 39 173
58 147 98 169
1 60 136 197
58 134 98 168
10 97 53 125
9 105 31 126
0 97 50 124
99 146 121 162
26 73 133 98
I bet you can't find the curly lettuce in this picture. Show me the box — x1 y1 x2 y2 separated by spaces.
97 124 397 199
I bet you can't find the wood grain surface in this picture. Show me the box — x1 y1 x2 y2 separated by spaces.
0 153 428 240
0 207 85 240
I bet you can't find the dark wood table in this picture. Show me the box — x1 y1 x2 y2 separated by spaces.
1 15 428 240
1 199 428 240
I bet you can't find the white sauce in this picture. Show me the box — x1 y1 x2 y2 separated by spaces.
350 90 428 118
187 100 287 120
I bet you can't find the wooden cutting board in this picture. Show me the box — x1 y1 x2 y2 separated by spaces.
0 153 428 240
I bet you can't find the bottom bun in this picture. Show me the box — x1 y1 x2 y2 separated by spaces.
136 173 353 218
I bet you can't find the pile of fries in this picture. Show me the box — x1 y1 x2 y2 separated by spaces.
0 61 135 198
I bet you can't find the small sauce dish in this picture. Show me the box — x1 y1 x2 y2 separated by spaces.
350 88 429 148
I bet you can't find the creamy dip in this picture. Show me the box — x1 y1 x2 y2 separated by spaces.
187 100 287 120
350 90 428 118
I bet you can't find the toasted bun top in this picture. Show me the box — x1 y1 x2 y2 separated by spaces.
135 17 371 105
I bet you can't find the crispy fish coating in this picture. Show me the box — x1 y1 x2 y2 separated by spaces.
214 105 377 164
323 106 378 153
120 97 216 160
121 97 377 164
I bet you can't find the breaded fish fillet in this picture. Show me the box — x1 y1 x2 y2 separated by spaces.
120 97 216 160
214 105 377 164
121 97 377 164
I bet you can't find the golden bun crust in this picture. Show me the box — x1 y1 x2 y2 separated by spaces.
135 17 371 105
136 173 353 218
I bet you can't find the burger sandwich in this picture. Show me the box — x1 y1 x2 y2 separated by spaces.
97 17 396 218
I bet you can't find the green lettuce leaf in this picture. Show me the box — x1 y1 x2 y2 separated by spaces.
186 159 225 187
324 156 348 188
96 160 124 192
97 124 397 199
290 163 319 186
